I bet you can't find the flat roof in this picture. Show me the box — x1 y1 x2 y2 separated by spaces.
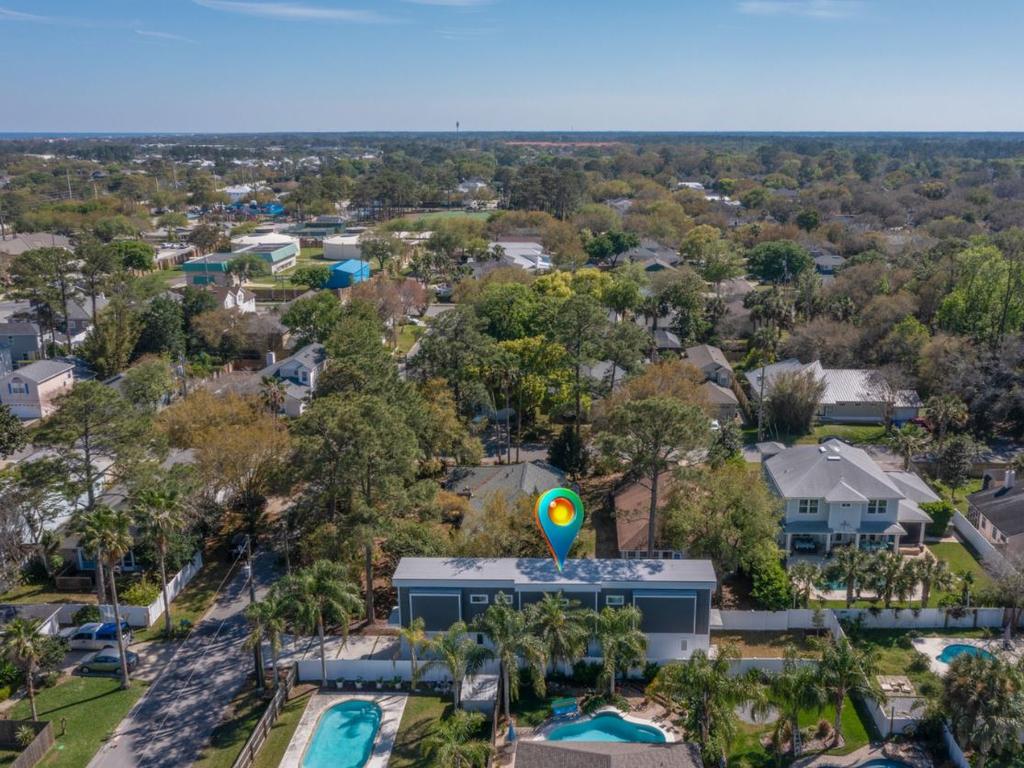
392 557 716 587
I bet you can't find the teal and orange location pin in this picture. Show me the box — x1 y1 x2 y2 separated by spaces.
535 488 584 572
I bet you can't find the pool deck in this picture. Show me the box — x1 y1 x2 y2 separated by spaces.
278 691 408 768
912 636 1010 676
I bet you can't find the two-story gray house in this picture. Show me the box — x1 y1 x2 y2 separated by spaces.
258 343 327 417
392 557 716 661
0 322 43 365
765 439 936 556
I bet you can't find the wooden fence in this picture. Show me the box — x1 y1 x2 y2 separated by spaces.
0 720 54 768
230 664 297 768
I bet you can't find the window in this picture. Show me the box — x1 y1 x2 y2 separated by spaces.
495 592 513 605
605 595 625 607
798 499 819 515
469 594 489 605
867 500 885 515
8 380 28 395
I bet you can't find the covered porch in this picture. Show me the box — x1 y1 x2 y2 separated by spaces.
782 521 907 557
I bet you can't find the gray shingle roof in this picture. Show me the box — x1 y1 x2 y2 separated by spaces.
701 380 738 406
765 439 904 500
446 461 565 512
4 359 73 383
969 483 1024 536
0 322 41 337
745 360 921 407
515 740 702 768
685 344 730 372
392 557 716 587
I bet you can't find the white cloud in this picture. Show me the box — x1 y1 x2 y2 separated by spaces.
193 1 394 23
737 0 862 19
438 26 495 40
0 7 55 22
136 29 198 44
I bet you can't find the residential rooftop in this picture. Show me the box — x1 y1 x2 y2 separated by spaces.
392 557 717 586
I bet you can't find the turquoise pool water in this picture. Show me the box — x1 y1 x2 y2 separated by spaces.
857 760 913 768
547 712 666 743
302 700 382 768
937 644 995 664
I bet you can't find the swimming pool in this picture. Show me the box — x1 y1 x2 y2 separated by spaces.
937 643 996 664
302 700 382 768
546 711 666 743
857 760 913 768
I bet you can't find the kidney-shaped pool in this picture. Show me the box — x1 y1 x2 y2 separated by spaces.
546 711 667 743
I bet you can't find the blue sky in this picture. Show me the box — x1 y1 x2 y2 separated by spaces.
2 0 1023 132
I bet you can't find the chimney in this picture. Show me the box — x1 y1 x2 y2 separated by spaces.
1006 470 1016 490
265 351 276 367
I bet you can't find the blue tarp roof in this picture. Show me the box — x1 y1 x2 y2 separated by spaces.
332 259 370 273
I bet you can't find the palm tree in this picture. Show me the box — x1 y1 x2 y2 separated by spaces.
788 562 821 608
926 394 968 449
526 592 593 675
134 483 188 638
260 376 286 417
245 595 286 690
887 424 931 470
1 619 46 720
86 506 135 689
474 599 547 722
648 643 759 762
422 710 491 768
916 552 956 608
765 647 825 757
422 622 493 709
824 546 869 607
595 606 646 698
395 617 428 690
870 551 916 608
817 637 881 743
76 509 109 605
279 560 363 687
943 654 1024 768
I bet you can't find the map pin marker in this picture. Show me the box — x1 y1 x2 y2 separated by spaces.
535 488 584 572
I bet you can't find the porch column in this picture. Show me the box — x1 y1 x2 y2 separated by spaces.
824 533 832 554
854 533 861 550
785 533 792 555
893 534 901 551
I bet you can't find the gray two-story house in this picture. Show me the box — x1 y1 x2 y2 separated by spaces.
392 557 716 661
765 439 936 556
258 343 327 417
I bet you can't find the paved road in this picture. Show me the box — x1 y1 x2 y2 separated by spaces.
88 550 278 768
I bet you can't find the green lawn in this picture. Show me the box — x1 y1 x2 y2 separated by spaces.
0 749 19 766
390 695 455 768
135 556 237 641
0 582 97 605
193 683 314 768
743 424 887 447
929 478 984 513
7 676 148 768
796 424 888 446
249 688 314 768
728 694 872 767
396 324 423 355
928 541 994 600
712 631 820 659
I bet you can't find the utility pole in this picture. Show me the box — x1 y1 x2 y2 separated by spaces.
66 168 73 200
757 358 767 442
246 535 266 690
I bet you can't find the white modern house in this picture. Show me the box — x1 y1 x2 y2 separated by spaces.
765 439 937 556
490 240 552 272
392 557 716 661
746 359 922 425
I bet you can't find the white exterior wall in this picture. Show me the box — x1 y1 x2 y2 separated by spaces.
323 239 362 261
646 631 709 662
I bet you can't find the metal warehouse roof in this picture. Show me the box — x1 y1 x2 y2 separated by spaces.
392 557 717 586
331 259 370 272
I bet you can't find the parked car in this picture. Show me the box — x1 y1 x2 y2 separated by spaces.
63 621 133 650
80 646 139 675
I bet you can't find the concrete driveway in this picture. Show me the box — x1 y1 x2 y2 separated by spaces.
87 550 278 768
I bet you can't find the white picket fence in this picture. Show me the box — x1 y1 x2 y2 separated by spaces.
952 511 1013 574
43 551 204 629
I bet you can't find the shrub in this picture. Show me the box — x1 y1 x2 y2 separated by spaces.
908 651 931 673
641 661 660 685
815 719 833 740
121 574 161 606
0 658 20 688
571 661 602 688
750 552 791 610
922 500 955 537
72 605 102 625
16 725 36 748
